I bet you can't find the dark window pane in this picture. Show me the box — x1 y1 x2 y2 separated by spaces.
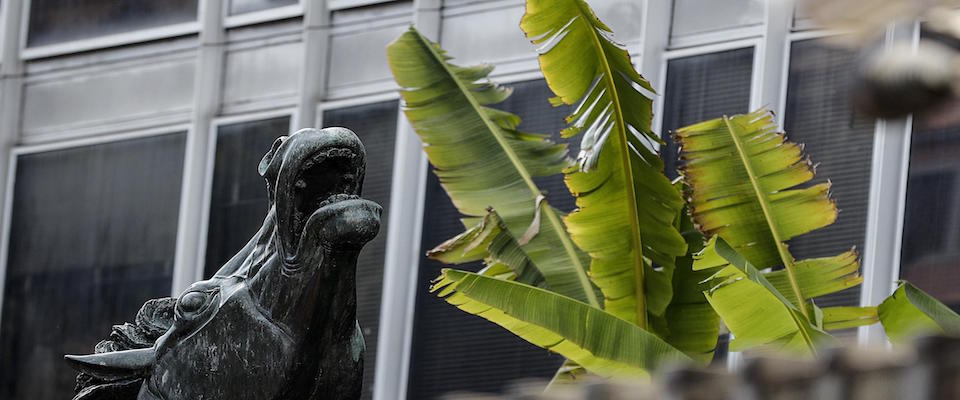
901 126 960 310
783 39 875 308
661 47 754 179
27 0 198 47
408 80 568 399
204 116 291 277
323 100 398 400
229 0 298 16
0 133 185 400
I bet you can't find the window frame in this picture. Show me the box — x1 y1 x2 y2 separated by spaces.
328 0 399 12
19 0 202 60
223 1 303 29
653 38 762 136
862 21 926 343
0 123 191 333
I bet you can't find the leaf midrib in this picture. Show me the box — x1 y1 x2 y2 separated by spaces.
574 1 648 328
721 116 808 319
412 30 600 308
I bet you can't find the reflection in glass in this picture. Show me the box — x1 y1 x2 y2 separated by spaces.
0 133 185 399
27 0 198 47
408 80 567 399
783 40 875 307
323 101 397 400
204 116 291 277
229 0 298 16
660 47 754 179
901 126 960 311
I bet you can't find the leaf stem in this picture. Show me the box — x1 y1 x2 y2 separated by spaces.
722 116 808 319
579 5 647 328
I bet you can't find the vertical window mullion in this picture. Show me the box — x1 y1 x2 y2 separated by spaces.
858 22 920 345
172 0 226 295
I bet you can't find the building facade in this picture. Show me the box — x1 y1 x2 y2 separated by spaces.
0 0 952 399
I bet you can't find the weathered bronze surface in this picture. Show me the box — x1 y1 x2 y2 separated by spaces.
64 128 381 400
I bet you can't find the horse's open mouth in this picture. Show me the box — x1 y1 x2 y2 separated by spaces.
290 146 363 241
265 128 378 263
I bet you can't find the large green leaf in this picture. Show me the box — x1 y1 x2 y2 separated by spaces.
675 109 858 318
879 281 960 343
387 27 597 305
696 237 833 355
521 0 686 327
432 269 691 377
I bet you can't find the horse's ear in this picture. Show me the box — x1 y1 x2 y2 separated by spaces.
259 136 287 177
65 347 156 381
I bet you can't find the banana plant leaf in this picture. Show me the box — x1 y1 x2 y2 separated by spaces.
674 109 860 318
387 27 598 305
696 237 834 355
879 281 960 343
649 182 720 363
428 209 546 287
521 0 686 326
432 268 691 377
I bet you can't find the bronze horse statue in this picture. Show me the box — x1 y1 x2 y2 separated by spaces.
64 128 381 400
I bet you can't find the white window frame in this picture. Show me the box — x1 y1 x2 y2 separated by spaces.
653 38 762 135
194 108 297 277
859 21 920 344
328 0 400 11
0 124 191 329
19 0 202 60
224 1 304 29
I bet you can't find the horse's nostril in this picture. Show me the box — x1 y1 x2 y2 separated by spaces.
179 291 207 314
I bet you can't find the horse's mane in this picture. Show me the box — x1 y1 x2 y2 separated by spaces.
73 298 175 400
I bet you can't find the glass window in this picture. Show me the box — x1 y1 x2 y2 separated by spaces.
408 80 568 399
322 100 398 400
229 0 298 16
782 40 876 307
26 0 198 48
204 116 291 277
670 0 764 40
0 133 186 399
900 125 960 310
660 47 755 179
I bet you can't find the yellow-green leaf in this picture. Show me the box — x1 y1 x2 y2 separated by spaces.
522 0 685 326
703 237 834 355
879 281 960 343
676 109 854 317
